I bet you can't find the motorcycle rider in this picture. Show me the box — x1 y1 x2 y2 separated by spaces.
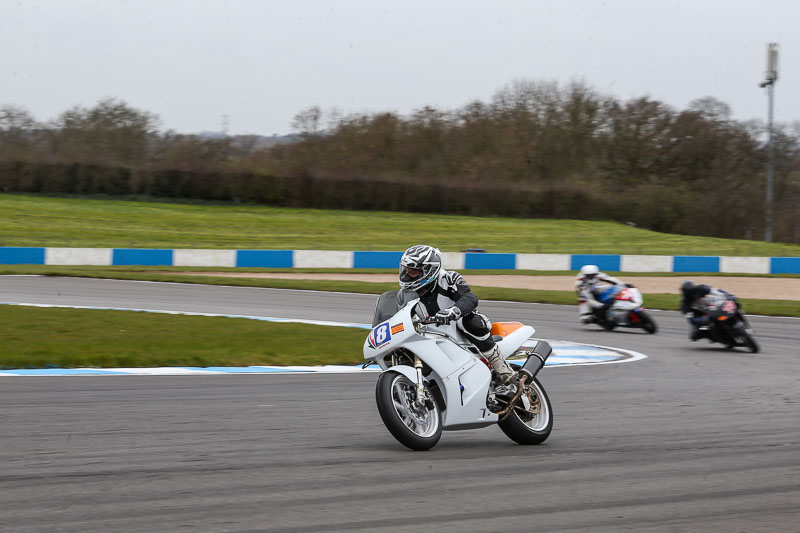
574 264 624 324
680 280 738 341
398 244 516 384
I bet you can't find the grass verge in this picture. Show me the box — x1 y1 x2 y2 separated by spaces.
0 306 368 369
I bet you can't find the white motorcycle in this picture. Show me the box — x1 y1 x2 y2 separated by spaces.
579 284 658 334
363 290 553 451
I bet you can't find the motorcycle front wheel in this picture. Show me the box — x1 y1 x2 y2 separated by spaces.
737 328 760 354
600 320 616 331
497 376 553 445
375 372 442 451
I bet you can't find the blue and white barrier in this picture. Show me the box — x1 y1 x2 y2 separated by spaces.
1 247 799 274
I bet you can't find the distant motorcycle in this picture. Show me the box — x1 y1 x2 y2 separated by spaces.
694 293 759 353
581 284 657 334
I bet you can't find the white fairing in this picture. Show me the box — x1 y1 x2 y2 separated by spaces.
364 299 536 430
607 287 644 324
496 324 536 356
610 286 643 309
578 285 645 325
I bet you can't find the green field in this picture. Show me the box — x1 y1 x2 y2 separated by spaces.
3 193 800 256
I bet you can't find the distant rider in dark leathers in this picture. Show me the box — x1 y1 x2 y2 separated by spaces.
398 244 516 384
680 280 738 341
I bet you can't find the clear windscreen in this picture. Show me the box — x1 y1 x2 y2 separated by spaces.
372 289 418 326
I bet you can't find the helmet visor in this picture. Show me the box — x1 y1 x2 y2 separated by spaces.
404 266 422 278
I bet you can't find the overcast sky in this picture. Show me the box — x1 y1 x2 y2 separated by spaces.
2 0 798 136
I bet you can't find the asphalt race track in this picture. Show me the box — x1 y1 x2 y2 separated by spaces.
1 277 799 532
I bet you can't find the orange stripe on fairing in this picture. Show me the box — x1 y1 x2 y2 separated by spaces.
490 321 524 337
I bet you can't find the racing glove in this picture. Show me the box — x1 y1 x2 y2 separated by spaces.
435 306 462 324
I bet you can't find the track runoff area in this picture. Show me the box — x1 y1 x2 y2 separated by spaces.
0 303 646 377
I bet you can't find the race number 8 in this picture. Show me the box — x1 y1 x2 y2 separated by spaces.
375 323 390 343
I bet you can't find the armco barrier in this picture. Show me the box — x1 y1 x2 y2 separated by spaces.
2 247 800 274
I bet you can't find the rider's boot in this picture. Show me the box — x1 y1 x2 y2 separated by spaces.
483 344 515 384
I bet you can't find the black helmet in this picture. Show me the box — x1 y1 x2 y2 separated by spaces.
681 280 710 300
399 245 442 292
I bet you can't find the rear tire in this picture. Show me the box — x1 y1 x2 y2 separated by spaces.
375 372 442 451
640 312 658 334
497 377 553 445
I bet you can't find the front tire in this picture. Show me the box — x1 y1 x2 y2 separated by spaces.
375 372 442 451
600 319 616 331
497 376 553 445
740 330 760 353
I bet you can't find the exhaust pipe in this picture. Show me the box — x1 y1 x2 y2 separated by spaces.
518 340 552 381
497 341 552 422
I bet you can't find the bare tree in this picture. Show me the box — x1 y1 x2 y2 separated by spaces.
49 98 160 165
291 106 323 139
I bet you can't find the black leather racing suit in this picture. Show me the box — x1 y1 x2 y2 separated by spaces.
416 270 495 352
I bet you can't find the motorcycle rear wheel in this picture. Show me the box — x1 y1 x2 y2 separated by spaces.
639 312 658 334
497 376 553 445
375 372 442 451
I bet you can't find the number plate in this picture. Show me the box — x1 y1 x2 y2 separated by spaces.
368 321 392 349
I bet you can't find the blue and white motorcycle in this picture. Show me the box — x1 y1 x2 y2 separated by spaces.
363 290 553 451
583 284 658 334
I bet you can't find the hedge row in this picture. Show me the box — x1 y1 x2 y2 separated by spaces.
0 161 619 220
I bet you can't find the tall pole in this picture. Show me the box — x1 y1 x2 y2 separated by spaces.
761 43 779 242
765 82 774 242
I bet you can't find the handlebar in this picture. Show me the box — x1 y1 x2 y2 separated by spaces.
418 315 448 326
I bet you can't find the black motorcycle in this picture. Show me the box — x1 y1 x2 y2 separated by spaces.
697 294 759 353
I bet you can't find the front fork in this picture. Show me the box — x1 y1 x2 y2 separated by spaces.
413 355 428 407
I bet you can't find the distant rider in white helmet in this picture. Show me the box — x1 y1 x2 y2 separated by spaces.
575 264 624 324
398 244 516 384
